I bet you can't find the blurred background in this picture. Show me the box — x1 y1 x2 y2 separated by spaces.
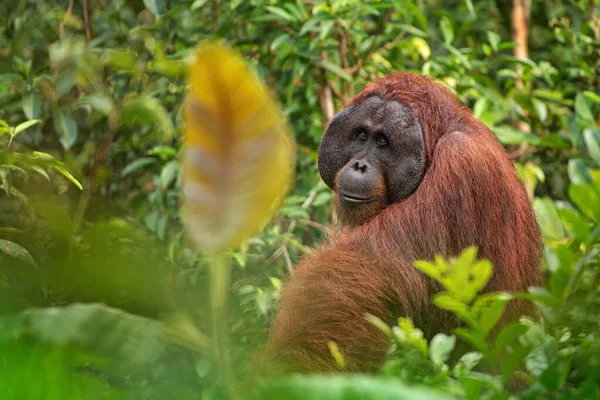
0 0 598 399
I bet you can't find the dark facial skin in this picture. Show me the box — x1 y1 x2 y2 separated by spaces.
318 96 426 227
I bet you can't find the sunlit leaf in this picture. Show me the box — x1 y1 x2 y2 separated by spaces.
181 42 295 254
429 333 455 366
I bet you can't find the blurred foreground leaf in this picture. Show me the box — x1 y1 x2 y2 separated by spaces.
181 42 295 254
255 375 455 400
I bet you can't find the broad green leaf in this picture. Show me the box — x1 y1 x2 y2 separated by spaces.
432 293 469 315
0 303 165 366
583 128 600 164
569 184 600 221
22 94 40 120
121 157 158 176
487 31 500 52
493 125 541 145
160 160 179 189
557 205 591 244
568 159 592 185
266 6 295 21
53 110 78 149
10 119 41 145
575 93 595 126
429 334 455 366
102 50 137 74
76 94 115 116
256 375 454 400
144 0 165 15
440 18 454 45
55 69 76 99
583 90 600 104
182 42 295 253
531 98 548 122
453 352 483 375
120 97 174 141
548 244 575 298
474 296 508 336
0 239 37 267
411 37 431 60
533 197 566 240
495 323 527 353
317 59 352 81
540 357 572 391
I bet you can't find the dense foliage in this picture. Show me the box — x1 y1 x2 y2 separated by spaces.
0 0 599 399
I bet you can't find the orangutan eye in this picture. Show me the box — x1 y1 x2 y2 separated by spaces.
377 136 388 147
357 130 368 141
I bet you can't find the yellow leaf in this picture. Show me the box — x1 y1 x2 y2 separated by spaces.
182 42 295 254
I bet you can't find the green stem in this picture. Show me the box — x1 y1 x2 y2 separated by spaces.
210 253 238 399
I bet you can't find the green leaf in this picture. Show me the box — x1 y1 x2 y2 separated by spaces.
144 0 165 15
160 160 179 189
102 50 137 74
540 357 572 391
429 334 455 366
233 252 247 269
22 94 40 120
569 184 600 222
256 375 455 400
53 110 78 149
76 94 115 116
0 303 165 366
440 18 454 45
533 197 566 240
432 293 468 315
365 313 392 337
493 125 541 145
122 157 158 177
13 119 41 136
120 97 174 141
453 352 483 375
531 98 548 122
266 6 295 21
583 90 600 104
487 31 500 52
575 93 595 126
53 165 83 190
0 239 37 267
474 296 508 336
583 128 600 164
495 323 527 353
568 159 592 185
548 245 575 298
411 37 431 60
55 69 76 99
317 59 352 81
557 205 591 244
502 344 532 379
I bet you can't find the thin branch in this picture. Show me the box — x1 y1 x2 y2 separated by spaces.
327 80 346 104
282 247 293 274
58 0 75 39
297 218 327 232
82 0 92 42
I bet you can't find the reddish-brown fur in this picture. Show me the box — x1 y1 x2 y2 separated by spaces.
261 73 544 374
